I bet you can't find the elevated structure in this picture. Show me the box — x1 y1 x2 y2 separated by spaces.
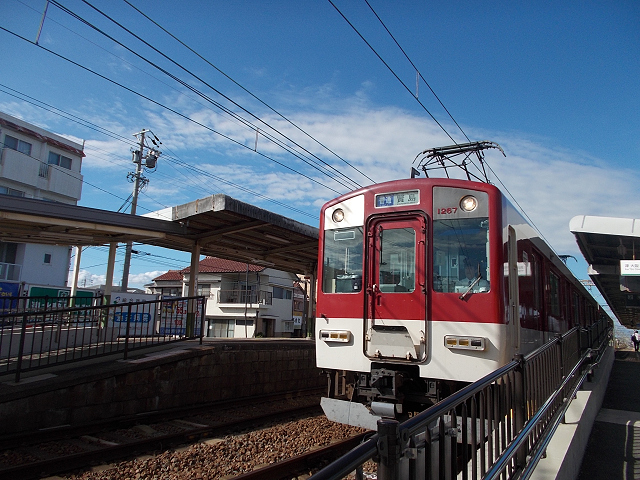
0 194 319 300
570 215 640 328
144 195 318 274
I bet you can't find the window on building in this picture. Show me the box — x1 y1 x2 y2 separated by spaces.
4 135 32 155
44 253 52 264
197 284 211 297
48 152 72 169
0 243 17 264
209 319 235 338
272 286 292 299
0 186 25 197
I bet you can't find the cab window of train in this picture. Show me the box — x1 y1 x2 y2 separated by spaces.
322 227 364 293
432 218 490 293
378 228 415 293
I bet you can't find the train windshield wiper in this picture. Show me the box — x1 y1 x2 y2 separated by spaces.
458 275 481 300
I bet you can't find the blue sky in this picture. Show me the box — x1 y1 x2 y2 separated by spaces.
0 0 638 307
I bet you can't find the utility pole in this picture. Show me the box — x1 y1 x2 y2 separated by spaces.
121 129 161 291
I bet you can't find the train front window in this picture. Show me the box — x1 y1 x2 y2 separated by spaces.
322 227 364 293
377 227 415 293
433 218 490 293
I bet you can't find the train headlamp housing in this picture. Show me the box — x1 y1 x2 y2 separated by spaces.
460 195 478 212
332 208 345 223
444 335 486 351
320 329 352 343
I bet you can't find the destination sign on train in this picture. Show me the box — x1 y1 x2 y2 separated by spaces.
375 190 419 207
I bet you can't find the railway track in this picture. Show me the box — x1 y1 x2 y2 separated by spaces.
232 432 372 480
0 390 335 480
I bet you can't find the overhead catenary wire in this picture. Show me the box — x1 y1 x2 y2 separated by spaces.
363 0 471 144
327 0 457 145
0 26 332 216
51 0 362 192
330 0 486 180
11 1 354 195
0 82 316 220
120 0 376 186
347 1 550 249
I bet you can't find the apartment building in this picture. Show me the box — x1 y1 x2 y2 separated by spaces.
0 111 84 293
147 257 301 338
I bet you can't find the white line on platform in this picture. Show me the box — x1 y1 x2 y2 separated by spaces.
596 408 640 427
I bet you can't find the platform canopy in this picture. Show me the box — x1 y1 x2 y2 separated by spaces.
143 195 319 274
0 194 319 275
570 215 640 328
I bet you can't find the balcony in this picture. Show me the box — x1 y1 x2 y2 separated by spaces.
217 289 272 307
0 148 82 201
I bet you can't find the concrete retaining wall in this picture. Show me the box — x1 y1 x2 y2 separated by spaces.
0 339 324 436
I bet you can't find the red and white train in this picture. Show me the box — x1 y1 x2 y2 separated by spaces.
315 144 600 429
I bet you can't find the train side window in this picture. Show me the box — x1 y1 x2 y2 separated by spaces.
573 291 580 326
531 253 542 319
549 272 560 316
322 227 364 293
432 217 490 293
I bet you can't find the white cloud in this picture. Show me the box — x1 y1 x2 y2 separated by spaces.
9 86 639 290
108 99 640 263
71 270 106 289
128 271 166 288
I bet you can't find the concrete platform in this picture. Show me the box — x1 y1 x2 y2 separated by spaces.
0 337 322 436
576 349 640 480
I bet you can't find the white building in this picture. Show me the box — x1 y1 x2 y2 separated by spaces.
0 111 84 291
147 257 300 338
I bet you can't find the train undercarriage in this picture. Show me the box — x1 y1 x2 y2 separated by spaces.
322 365 467 429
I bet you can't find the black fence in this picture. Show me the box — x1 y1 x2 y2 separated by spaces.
310 316 612 480
0 295 207 382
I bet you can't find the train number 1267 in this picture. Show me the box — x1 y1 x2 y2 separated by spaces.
437 207 458 215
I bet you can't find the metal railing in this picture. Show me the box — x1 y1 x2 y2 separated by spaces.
311 317 612 480
217 289 272 305
0 295 207 382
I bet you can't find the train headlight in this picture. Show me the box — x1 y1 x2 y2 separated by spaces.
332 208 345 223
444 335 486 351
460 195 478 212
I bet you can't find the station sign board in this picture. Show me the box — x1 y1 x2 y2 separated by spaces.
621 260 640 276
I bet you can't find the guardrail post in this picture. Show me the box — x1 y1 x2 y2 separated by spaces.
377 419 401 480
15 311 29 383
199 297 206 344
514 353 526 469
555 333 564 381
124 303 133 360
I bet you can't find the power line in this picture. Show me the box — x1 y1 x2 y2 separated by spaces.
51 0 362 192
340 2 546 245
0 32 326 217
0 82 316 219
121 0 376 186
327 0 457 145
363 0 471 144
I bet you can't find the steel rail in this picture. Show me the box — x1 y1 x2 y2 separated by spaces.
0 403 323 480
232 432 370 480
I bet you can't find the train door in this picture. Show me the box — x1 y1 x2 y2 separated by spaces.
507 226 521 354
364 214 427 361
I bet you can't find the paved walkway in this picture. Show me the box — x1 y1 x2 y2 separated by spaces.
577 350 640 480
